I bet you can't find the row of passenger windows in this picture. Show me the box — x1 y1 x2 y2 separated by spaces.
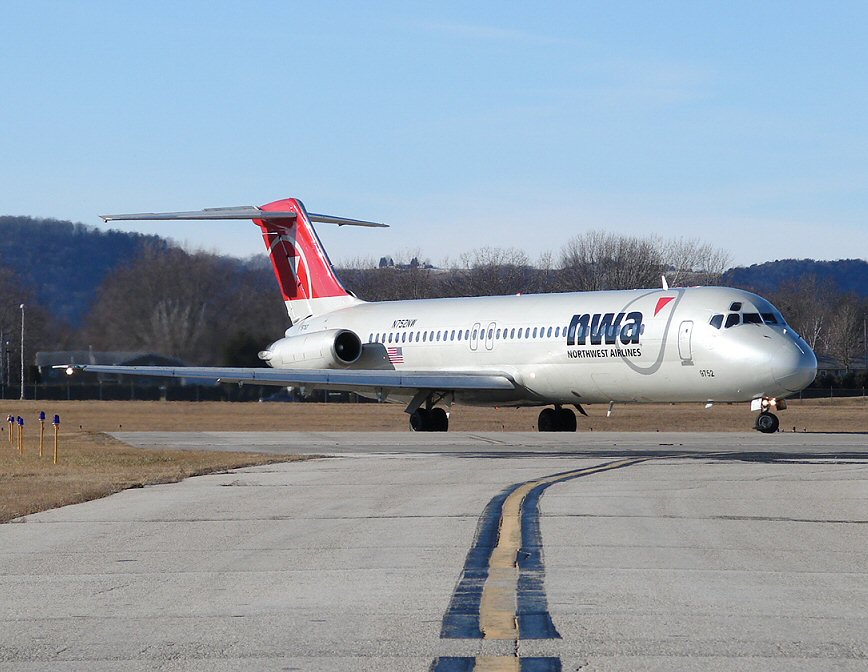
369 325 569 345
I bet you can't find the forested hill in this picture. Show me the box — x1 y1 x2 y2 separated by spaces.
721 259 868 297
1 213 866 327
0 216 168 325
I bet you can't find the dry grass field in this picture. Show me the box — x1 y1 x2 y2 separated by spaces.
1 397 865 523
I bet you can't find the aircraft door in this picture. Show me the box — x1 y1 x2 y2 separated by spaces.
678 320 694 363
469 322 481 351
484 321 496 351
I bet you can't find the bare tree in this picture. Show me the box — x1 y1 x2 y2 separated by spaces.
660 237 731 286
559 231 730 291
0 265 66 389
821 293 866 370
559 231 663 291
439 246 536 297
84 246 289 364
770 276 836 350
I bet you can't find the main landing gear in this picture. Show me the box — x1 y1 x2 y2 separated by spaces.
409 407 449 432
538 405 577 432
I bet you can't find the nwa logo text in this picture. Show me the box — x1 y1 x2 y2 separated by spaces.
566 311 643 346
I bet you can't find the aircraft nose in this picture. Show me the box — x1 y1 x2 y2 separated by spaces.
772 337 817 393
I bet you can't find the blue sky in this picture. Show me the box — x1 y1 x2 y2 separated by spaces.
2 1 866 267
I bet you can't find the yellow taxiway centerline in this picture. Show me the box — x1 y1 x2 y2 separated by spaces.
478 458 645 640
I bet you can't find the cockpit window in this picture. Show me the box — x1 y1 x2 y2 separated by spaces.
743 313 762 324
724 313 740 328
709 314 723 329
761 312 780 325
729 301 742 311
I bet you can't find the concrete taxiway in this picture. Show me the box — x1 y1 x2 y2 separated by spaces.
1 432 866 671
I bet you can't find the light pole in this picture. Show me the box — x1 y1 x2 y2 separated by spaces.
19 303 24 400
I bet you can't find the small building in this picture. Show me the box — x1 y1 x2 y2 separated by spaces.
36 351 191 385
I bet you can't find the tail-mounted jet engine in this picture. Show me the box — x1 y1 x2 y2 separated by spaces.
259 329 362 369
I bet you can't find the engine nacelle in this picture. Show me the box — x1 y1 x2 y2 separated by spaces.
259 329 362 369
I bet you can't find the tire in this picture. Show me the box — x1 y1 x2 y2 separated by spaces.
429 407 449 432
555 407 577 432
538 407 556 432
409 408 429 432
755 412 779 434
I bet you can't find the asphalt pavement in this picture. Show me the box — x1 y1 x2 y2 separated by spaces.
1 432 866 671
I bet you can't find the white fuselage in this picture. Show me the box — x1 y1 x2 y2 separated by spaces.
264 286 817 408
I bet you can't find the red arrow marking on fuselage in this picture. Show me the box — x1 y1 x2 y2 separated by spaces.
654 296 675 316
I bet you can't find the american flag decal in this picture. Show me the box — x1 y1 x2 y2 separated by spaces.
387 347 404 364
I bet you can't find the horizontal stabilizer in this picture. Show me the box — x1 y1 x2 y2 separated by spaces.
100 206 388 227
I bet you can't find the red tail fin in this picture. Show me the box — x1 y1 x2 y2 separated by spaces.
255 198 358 323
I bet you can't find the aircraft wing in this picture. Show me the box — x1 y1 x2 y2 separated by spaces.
61 365 517 392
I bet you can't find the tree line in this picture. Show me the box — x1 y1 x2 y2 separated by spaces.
0 230 865 391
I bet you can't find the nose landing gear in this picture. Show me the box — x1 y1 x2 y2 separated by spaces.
755 412 779 433
752 396 785 433
538 405 577 432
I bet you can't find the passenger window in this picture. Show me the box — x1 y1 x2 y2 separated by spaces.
488 328 493 339
402 332 407 343
510 328 515 339
472 329 478 339
388 333 393 343
554 326 560 338
525 328 531 338
464 329 470 340
422 332 427 342
725 313 739 328
547 326 552 338
709 314 723 329
436 331 441 341
743 313 762 324
532 327 538 338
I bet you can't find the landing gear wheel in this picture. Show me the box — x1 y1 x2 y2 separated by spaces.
429 407 449 432
410 407 449 432
555 407 577 432
755 411 779 434
538 407 577 432
409 408 429 432
538 408 556 432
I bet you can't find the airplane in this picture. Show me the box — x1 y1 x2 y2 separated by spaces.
66 197 818 433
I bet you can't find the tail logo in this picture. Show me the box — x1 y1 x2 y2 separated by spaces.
267 229 314 301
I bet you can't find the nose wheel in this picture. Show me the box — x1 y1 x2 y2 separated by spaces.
755 411 779 434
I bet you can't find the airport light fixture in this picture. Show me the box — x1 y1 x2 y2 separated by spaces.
19 303 24 400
